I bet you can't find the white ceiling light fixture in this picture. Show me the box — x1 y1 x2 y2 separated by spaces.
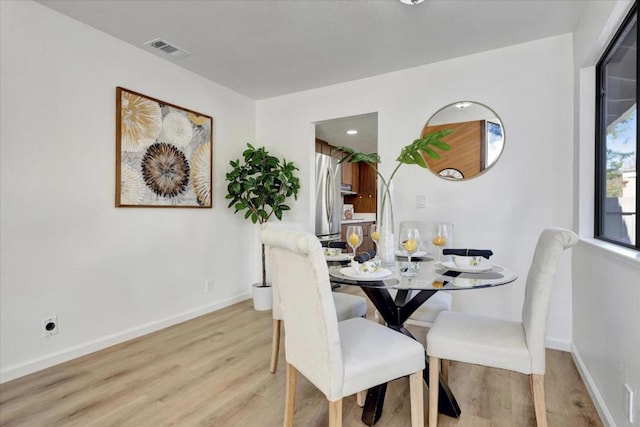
399 0 425 5
346 129 358 135
455 102 472 110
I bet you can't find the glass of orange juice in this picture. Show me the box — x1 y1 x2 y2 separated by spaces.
370 224 380 248
346 225 363 258
399 227 420 276
432 223 450 263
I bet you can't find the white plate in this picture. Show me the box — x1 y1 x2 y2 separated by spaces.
339 267 393 281
440 261 493 273
395 250 427 257
325 253 351 261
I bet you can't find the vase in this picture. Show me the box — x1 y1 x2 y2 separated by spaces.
252 282 273 311
377 180 395 268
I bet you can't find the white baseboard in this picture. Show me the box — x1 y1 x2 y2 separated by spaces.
0 293 251 384
545 337 571 352
571 343 616 427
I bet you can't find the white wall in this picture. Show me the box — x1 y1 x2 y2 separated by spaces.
0 1 258 382
257 35 575 347
573 243 640 427
572 1 640 426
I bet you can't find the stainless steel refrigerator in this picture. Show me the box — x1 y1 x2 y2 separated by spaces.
315 153 342 241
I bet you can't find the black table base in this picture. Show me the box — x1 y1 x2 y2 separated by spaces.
359 286 461 425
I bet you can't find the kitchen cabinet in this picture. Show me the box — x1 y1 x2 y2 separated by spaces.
358 163 377 196
344 163 377 213
341 221 375 254
315 138 333 156
341 157 359 193
342 160 352 187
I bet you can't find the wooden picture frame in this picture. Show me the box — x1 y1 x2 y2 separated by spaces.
115 87 213 208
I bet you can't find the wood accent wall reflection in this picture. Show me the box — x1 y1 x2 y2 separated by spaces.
422 121 483 179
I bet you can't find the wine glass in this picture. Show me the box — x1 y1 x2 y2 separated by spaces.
399 227 420 276
432 223 450 263
370 224 380 250
346 225 363 258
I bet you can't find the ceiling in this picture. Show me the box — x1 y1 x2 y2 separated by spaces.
39 0 587 101
38 0 588 153
315 112 378 153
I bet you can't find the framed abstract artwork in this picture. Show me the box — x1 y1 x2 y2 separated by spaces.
115 87 213 208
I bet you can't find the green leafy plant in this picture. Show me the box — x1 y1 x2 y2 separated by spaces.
226 143 300 287
335 129 454 227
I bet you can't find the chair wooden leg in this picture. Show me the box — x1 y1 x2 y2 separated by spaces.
356 390 366 407
284 363 297 427
428 356 440 427
328 399 342 427
530 374 533 392
270 319 282 373
531 374 548 427
440 359 449 383
409 371 424 427
374 310 385 325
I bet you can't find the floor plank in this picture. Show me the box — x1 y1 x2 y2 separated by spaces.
0 288 602 426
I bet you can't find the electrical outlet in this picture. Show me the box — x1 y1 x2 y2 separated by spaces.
42 316 58 337
205 279 215 294
625 383 635 424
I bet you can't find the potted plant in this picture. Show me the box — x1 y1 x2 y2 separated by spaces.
336 129 453 265
225 143 301 310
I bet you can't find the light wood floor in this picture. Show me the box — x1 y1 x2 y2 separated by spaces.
0 287 602 427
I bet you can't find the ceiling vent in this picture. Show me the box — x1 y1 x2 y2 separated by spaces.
144 38 190 59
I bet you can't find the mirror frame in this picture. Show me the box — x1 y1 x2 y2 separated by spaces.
421 101 505 181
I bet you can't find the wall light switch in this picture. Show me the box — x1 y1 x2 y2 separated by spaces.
205 279 215 294
416 194 426 208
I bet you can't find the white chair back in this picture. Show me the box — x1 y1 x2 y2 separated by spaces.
522 228 578 374
260 228 345 400
262 221 305 321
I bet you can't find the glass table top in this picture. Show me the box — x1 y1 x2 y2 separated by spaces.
328 259 517 290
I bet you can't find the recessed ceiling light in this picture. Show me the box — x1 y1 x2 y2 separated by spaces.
455 102 472 110
346 129 358 135
399 0 425 4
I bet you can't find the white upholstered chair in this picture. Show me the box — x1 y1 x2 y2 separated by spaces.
426 228 578 427
260 228 425 427
264 222 368 374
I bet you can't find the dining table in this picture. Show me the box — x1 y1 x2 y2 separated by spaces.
327 253 518 426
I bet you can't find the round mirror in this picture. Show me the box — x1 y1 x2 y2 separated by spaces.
422 101 505 180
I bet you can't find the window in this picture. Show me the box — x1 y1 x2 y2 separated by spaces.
596 3 638 249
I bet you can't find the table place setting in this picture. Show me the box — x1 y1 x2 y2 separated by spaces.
323 247 351 262
439 259 492 273
337 257 394 281
327 245 516 289
442 248 494 258
438 248 495 273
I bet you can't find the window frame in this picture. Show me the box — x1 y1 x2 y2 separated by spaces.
595 2 639 250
